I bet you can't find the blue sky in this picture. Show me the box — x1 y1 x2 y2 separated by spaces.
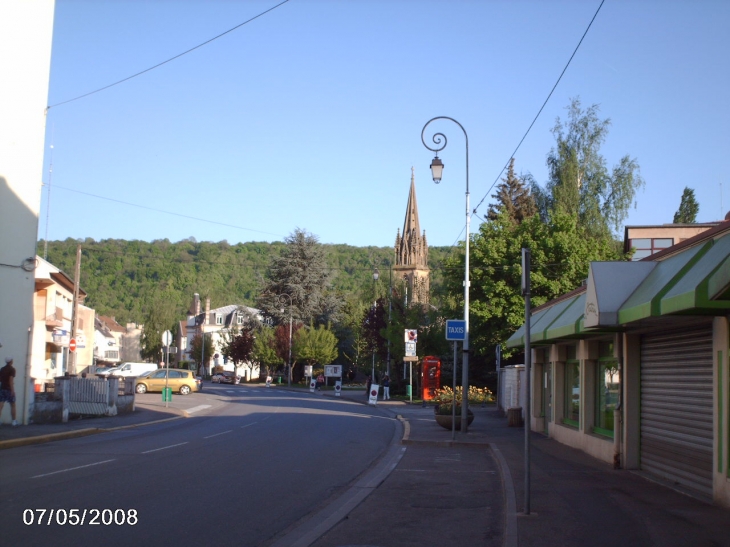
40 0 730 248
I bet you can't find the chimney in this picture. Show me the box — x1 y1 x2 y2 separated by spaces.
205 297 211 325
191 293 200 317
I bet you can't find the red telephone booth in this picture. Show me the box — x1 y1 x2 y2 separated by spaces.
421 356 442 401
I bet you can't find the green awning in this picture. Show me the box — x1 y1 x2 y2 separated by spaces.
660 231 730 314
543 293 586 340
507 293 585 348
617 242 708 324
529 295 580 344
506 306 549 348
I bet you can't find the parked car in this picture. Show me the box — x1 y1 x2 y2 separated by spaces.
110 362 159 379
135 369 202 395
211 371 241 384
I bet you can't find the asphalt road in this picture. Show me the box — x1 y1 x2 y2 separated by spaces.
0 385 397 546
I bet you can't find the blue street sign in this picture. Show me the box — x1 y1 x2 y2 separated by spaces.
445 319 466 341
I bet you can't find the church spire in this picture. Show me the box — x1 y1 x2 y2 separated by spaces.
394 168 430 305
402 166 422 246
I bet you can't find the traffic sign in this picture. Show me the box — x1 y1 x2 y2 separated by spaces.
162 330 173 346
69 338 77 352
445 320 466 341
368 384 379 405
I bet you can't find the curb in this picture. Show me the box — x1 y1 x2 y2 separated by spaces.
0 428 102 450
0 408 187 450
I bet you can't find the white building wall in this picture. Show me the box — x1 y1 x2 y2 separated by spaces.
0 2 55 424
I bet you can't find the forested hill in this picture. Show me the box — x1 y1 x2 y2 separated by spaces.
39 238 455 325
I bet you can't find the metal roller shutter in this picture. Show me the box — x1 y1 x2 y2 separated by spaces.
640 324 713 497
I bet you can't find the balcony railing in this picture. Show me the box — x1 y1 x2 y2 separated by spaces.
45 313 63 328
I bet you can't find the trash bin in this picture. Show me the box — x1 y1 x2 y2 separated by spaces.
162 387 172 402
277 376 282 384
406 385 412 396
507 407 523 427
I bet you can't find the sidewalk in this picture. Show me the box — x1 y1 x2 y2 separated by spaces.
3 389 729 546
312 392 730 547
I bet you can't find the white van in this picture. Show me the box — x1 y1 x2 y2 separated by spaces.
109 362 158 379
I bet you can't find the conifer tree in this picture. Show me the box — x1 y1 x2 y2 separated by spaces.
673 187 699 223
258 228 342 325
487 157 537 223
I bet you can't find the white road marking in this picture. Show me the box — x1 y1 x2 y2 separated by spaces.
185 404 212 414
142 442 188 454
32 459 116 479
240 422 257 428
204 430 232 439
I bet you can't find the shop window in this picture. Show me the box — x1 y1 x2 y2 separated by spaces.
564 359 579 427
594 359 618 438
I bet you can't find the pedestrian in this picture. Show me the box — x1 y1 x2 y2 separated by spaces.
317 373 325 390
382 375 390 400
0 356 17 427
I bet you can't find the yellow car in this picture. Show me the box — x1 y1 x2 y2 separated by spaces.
135 369 202 395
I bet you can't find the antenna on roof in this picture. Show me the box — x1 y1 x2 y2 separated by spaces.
43 125 54 260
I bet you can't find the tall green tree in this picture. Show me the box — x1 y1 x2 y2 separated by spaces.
532 97 644 238
190 333 215 375
487 158 537 223
673 187 699 223
258 228 343 325
139 289 178 362
252 325 281 377
334 296 369 379
293 323 339 373
444 210 624 362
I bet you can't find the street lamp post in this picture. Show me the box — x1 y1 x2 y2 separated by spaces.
421 116 471 434
371 268 379 382
278 294 293 387
386 263 392 376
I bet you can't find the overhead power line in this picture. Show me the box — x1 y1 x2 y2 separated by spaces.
471 0 605 216
47 183 286 238
46 0 292 110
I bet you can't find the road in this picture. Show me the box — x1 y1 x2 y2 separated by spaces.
0 385 397 546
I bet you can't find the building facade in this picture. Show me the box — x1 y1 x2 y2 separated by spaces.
30 257 94 384
184 294 262 380
508 221 730 506
0 1 56 424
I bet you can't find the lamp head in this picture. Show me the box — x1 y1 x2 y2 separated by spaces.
430 156 444 184
373 268 380 281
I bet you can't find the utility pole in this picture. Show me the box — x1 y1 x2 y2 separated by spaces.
522 248 532 515
69 244 81 375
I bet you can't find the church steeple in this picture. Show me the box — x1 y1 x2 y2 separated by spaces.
394 168 430 305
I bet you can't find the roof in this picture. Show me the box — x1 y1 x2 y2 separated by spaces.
98 316 125 332
508 222 730 349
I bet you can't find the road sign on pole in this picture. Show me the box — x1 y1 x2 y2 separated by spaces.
445 319 466 341
69 338 77 353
